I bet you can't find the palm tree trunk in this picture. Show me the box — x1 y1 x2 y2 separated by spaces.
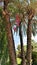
19 22 26 65
5 14 17 65
11 29 16 60
3 0 17 65
5 15 17 65
26 19 32 65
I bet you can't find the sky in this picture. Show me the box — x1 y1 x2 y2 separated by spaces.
13 31 37 49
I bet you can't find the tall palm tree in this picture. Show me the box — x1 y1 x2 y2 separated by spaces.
26 7 35 65
3 0 17 65
19 21 26 65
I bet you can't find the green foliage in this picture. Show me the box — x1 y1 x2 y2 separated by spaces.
0 0 37 65
32 52 37 65
0 8 10 65
32 61 37 65
17 41 37 65
17 58 21 65
0 7 2 17
7 3 19 17
32 52 37 61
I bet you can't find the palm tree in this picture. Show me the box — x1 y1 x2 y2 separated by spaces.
19 21 26 65
26 7 35 65
3 0 17 65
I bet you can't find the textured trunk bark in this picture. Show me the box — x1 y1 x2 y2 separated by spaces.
4 0 8 10
3 0 17 65
19 22 26 65
5 14 17 65
11 29 16 60
26 19 32 65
